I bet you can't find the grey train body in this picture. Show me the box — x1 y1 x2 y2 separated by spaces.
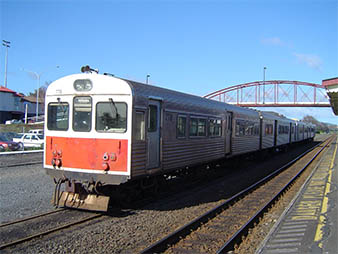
127 80 315 181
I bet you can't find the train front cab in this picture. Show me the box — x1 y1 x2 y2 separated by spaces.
44 74 133 211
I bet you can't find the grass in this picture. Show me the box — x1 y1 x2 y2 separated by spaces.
0 123 44 133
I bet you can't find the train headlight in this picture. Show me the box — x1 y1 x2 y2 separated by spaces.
74 79 93 91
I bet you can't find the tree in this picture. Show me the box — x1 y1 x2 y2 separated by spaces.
26 81 51 114
302 115 330 133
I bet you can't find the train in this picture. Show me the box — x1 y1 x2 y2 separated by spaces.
44 67 315 211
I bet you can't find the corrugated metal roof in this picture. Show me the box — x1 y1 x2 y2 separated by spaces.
23 96 43 103
0 86 16 94
323 77 338 87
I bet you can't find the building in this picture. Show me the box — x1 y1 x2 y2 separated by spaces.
0 86 44 123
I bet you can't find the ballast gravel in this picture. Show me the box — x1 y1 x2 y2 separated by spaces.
1 136 328 254
0 152 53 224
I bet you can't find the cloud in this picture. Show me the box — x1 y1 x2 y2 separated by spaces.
261 37 285 46
293 53 322 71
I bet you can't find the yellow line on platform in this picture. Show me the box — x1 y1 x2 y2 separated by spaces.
314 137 337 247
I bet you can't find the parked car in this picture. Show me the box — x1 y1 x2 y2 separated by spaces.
0 134 23 151
1 132 17 141
28 129 44 135
13 133 44 148
5 119 22 124
13 133 24 140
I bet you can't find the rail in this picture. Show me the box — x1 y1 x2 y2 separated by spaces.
217 135 333 253
0 150 43 156
0 210 103 250
140 135 334 253
0 209 65 228
0 160 43 168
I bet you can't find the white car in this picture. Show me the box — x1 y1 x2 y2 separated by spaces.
13 134 44 148
29 129 44 135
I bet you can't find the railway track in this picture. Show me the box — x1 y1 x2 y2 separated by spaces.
0 209 103 250
140 135 334 254
0 151 43 168
0 160 43 168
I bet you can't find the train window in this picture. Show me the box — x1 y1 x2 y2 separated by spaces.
73 96 92 132
148 105 157 132
177 115 187 138
245 124 253 135
254 123 259 136
190 118 198 136
265 124 273 135
198 119 207 136
47 102 69 131
235 120 244 136
135 111 145 141
189 117 206 137
236 120 258 136
278 125 289 134
209 119 222 137
96 101 127 133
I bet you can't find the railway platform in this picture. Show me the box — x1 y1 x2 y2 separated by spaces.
256 137 338 254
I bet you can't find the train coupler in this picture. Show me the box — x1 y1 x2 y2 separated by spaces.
58 192 110 212
52 179 110 212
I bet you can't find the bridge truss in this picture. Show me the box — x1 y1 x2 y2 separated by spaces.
204 80 330 107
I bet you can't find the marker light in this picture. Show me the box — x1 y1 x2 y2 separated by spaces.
74 79 93 91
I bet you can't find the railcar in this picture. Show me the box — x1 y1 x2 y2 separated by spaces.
296 121 306 142
309 123 316 140
260 112 295 148
44 69 314 211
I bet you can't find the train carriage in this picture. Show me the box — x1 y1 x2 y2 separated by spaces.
44 72 252 210
275 117 293 147
290 120 297 143
309 123 316 140
259 111 277 150
259 111 295 150
231 109 260 155
296 121 305 142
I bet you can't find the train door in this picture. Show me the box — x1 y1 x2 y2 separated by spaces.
289 123 292 143
274 120 278 147
147 100 161 169
259 118 263 150
225 112 232 154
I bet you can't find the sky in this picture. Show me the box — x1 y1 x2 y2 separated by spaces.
0 0 337 124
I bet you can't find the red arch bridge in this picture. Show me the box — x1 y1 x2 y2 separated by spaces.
204 80 330 107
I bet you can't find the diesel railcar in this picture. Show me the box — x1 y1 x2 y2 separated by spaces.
44 70 314 211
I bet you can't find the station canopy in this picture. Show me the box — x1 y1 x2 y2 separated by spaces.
323 77 338 115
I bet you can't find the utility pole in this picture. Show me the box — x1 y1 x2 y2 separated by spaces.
2 40 11 88
22 66 60 121
263 67 267 104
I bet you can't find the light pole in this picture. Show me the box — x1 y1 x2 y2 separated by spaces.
2 40 11 88
146 74 150 84
22 66 59 122
263 67 267 104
